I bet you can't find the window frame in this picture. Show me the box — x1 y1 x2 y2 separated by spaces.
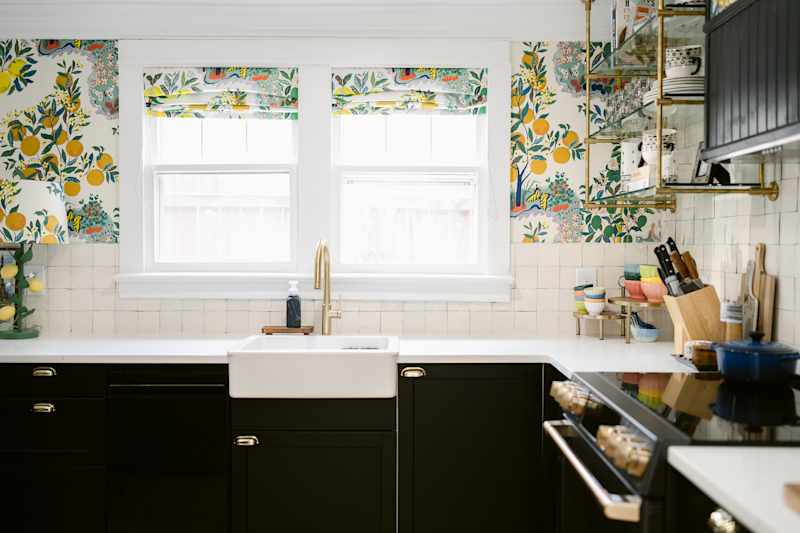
118 39 511 301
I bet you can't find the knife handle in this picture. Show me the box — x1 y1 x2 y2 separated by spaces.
670 251 689 279
682 252 699 279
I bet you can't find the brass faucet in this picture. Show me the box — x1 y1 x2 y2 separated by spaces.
313 240 341 335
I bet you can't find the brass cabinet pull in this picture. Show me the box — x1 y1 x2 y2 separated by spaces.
708 509 738 533
234 435 259 447
400 367 426 378
32 367 57 377
32 403 56 414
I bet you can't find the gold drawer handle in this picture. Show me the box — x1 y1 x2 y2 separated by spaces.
32 367 57 377
32 403 56 414
234 435 259 447
400 367 426 378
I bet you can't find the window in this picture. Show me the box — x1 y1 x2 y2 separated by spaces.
118 40 511 301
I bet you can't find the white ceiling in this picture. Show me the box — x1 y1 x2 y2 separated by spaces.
0 0 611 40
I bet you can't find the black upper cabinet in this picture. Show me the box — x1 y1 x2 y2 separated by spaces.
231 399 396 533
705 0 800 161
398 364 543 533
107 365 230 533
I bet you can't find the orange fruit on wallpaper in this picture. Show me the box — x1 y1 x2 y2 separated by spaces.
552 146 571 164
562 131 579 146
86 169 104 186
522 108 534 124
531 159 548 175
55 131 68 145
509 165 518 183
64 181 81 197
0 209 5 222
21 166 39 179
56 73 72 89
41 154 59 170
42 115 58 129
5 212 26 231
20 135 40 157
45 215 59 232
66 139 83 158
9 125 23 142
41 234 57 245
511 95 525 108
96 153 113 169
532 118 550 136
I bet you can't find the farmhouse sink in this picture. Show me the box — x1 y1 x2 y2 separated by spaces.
228 335 399 398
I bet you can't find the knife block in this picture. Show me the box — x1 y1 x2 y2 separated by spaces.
663 286 723 355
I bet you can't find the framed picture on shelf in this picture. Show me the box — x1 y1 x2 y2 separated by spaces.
692 142 711 184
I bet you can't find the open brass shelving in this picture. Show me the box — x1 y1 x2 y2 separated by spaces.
581 0 779 211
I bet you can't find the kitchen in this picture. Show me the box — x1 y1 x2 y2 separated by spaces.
0 0 798 532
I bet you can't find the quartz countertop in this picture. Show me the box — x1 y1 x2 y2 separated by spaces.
0 336 690 376
668 446 800 533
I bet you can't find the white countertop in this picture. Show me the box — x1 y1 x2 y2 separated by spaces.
669 446 800 533
0 336 690 376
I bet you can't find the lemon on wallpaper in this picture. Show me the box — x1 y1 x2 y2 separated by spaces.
0 71 11 93
531 159 548 175
552 146 571 164
28 276 45 291
45 215 59 232
509 165 518 183
562 131 579 146
20 135 40 157
66 139 84 158
533 118 550 136
0 305 16 322
8 59 25 79
40 234 57 245
86 169 104 186
64 181 80 197
96 153 113 169
5 212 26 231
1 263 18 280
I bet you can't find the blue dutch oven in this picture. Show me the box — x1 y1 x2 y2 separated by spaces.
713 333 800 383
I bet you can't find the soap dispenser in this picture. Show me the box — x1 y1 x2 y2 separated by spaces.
286 280 301 328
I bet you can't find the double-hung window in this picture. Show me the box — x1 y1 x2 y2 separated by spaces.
118 40 510 301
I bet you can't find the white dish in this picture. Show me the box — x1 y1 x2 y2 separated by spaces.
585 301 606 316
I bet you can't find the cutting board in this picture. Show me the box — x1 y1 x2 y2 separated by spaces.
754 243 777 341
785 483 800 513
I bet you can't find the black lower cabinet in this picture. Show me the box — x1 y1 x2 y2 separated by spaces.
398 364 542 533
231 399 396 533
107 365 229 533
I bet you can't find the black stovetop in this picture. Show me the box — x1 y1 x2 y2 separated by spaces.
591 372 800 444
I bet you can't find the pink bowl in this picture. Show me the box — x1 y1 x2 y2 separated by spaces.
624 280 645 300
641 280 667 303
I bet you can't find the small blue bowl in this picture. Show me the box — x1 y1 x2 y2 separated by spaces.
632 324 659 342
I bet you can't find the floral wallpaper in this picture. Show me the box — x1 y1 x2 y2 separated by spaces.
510 41 660 244
0 39 118 243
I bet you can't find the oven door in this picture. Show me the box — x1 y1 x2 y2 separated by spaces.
544 420 663 533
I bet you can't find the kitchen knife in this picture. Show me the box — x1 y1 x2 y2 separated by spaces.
681 252 700 280
666 238 704 291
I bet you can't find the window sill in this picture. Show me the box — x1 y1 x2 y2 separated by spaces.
116 272 512 302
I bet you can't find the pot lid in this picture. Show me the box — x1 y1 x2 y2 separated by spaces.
716 332 800 357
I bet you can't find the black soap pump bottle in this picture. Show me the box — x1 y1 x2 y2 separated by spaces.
286 280 301 328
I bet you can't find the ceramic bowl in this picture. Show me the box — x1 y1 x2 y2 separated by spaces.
584 287 606 299
640 264 659 279
624 280 645 300
641 280 667 303
585 301 606 316
641 276 662 285
632 324 660 342
575 301 588 314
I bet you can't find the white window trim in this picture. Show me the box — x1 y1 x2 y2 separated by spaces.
118 38 511 301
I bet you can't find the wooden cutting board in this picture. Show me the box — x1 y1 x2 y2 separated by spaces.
785 483 800 513
754 243 777 341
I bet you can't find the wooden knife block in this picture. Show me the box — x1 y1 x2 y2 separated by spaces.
663 286 724 355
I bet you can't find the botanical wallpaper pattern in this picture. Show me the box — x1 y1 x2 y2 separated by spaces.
0 39 119 243
332 67 487 115
510 41 660 244
143 66 299 120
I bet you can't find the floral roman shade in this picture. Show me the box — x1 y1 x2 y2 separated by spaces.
331 67 487 116
143 67 298 119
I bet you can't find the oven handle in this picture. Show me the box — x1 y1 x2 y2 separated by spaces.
544 419 642 523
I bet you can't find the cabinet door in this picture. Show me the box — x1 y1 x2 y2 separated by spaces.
399 364 542 533
0 462 105 533
232 431 395 533
108 388 229 533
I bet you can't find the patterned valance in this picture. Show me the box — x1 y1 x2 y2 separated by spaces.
143 67 298 119
332 67 487 116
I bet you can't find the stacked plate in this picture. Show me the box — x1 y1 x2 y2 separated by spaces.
643 76 705 106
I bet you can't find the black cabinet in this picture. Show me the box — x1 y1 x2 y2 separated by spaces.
398 364 543 533
0 363 107 533
704 0 800 161
231 398 396 533
107 365 230 533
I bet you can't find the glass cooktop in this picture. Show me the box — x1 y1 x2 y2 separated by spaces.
595 372 800 444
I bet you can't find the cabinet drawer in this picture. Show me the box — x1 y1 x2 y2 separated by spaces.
0 398 105 459
232 398 396 431
0 364 106 397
